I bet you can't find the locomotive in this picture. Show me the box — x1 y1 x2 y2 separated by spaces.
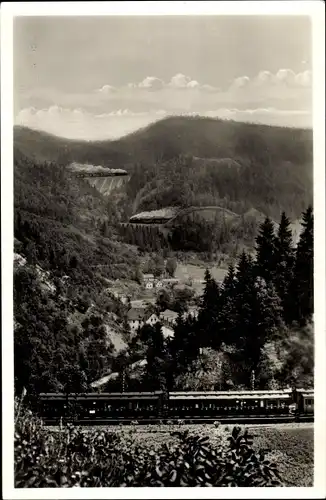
36 388 314 425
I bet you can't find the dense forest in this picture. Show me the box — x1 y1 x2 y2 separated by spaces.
118 212 258 258
114 208 314 393
13 152 142 396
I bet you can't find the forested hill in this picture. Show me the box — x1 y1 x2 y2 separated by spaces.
15 116 313 224
14 116 312 168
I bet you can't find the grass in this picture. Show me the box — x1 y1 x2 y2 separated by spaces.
175 263 228 282
250 425 314 487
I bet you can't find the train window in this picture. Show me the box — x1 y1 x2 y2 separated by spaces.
260 400 264 408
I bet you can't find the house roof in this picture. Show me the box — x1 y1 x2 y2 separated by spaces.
127 308 147 321
143 273 154 279
161 309 179 320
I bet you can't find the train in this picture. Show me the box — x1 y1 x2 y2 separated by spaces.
35 388 314 425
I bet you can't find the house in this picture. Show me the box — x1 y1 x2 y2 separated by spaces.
155 280 163 289
145 313 160 326
162 278 179 285
143 273 155 282
127 309 160 331
127 308 148 331
160 309 179 325
185 305 199 319
145 281 154 289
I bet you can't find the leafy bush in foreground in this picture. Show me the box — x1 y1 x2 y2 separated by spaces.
15 408 283 488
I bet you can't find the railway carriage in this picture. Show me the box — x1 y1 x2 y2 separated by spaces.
293 388 314 416
168 390 293 419
37 387 313 424
38 391 164 423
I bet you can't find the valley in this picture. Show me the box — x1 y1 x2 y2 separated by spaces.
13 116 314 399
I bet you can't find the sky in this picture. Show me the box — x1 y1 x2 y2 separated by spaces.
14 15 312 140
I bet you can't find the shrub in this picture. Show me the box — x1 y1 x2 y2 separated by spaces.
15 409 283 487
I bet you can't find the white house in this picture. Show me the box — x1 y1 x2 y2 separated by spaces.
127 308 147 331
145 281 154 289
155 280 163 289
146 313 160 326
127 309 160 331
160 309 179 325
143 273 155 282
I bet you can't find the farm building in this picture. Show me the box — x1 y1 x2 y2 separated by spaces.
160 309 179 325
183 305 199 319
127 308 148 331
127 308 160 331
143 273 155 281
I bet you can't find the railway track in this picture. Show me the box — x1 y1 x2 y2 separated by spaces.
43 415 314 427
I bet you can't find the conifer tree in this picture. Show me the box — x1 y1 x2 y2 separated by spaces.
233 251 257 349
274 211 294 320
198 269 221 348
255 217 276 283
219 263 237 344
289 206 314 325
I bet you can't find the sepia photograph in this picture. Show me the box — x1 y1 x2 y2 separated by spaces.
2 1 325 497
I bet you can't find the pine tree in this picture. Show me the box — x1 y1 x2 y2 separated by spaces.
219 264 237 344
255 217 276 283
274 212 295 321
233 251 257 350
198 269 222 348
289 206 314 325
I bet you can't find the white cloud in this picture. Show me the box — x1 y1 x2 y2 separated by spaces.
186 80 200 89
275 68 296 86
230 68 312 92
138 76 164 90
230 76 251 89
123 73 218 92
254 70 275 86
168 73 191 88
96 84 116 93
295 70 312 87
